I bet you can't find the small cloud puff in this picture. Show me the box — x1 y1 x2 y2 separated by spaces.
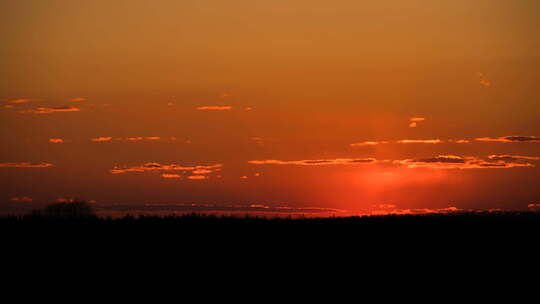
478 73 492 87
20 106 80 114
91 137 113 142
478 72 492 87
408 117 425 128
188 175 208 180
161 174 181 179
55 198 76 203
192 169 213 174
479 80 492 87
448 139 470 144
350 141 387 147
0 162 53 168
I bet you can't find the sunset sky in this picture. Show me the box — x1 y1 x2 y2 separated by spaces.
1 0 540 216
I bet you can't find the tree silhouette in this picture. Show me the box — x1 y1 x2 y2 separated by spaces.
32 201 96 219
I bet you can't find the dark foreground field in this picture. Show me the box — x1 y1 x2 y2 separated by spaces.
4 210 540 255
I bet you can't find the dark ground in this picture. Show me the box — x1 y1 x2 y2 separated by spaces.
3 211 539 262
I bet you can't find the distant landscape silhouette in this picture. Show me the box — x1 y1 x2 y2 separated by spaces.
2 201 538 225
29 201 96 219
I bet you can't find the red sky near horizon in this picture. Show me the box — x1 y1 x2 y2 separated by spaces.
1 0 540 216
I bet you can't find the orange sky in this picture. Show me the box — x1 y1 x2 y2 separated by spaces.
1 0 540 216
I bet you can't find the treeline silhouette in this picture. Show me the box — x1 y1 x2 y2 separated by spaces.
2 200 540 225
28 201 96 219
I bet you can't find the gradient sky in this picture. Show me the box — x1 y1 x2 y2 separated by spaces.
1 0 540 216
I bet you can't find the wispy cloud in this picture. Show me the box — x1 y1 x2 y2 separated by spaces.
8 98 40 104
11 196 33 202
397 139 443 144
20 106 80 114
102 202 345 215
375 204 397 210
351 139 471 146
350 141 388 147
110 163 222 174
49 138 64 143
487 155 540 162
126 136 161 141
248 158 377 166
91 136 164 142
448 139 470 144
394 155 536 169
0 162 53 168
110 163 222 180
476 136 540 143
196 106 233 111
253 153 537 170
70 97 87 102
251 137 276 146
371 206 461 215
